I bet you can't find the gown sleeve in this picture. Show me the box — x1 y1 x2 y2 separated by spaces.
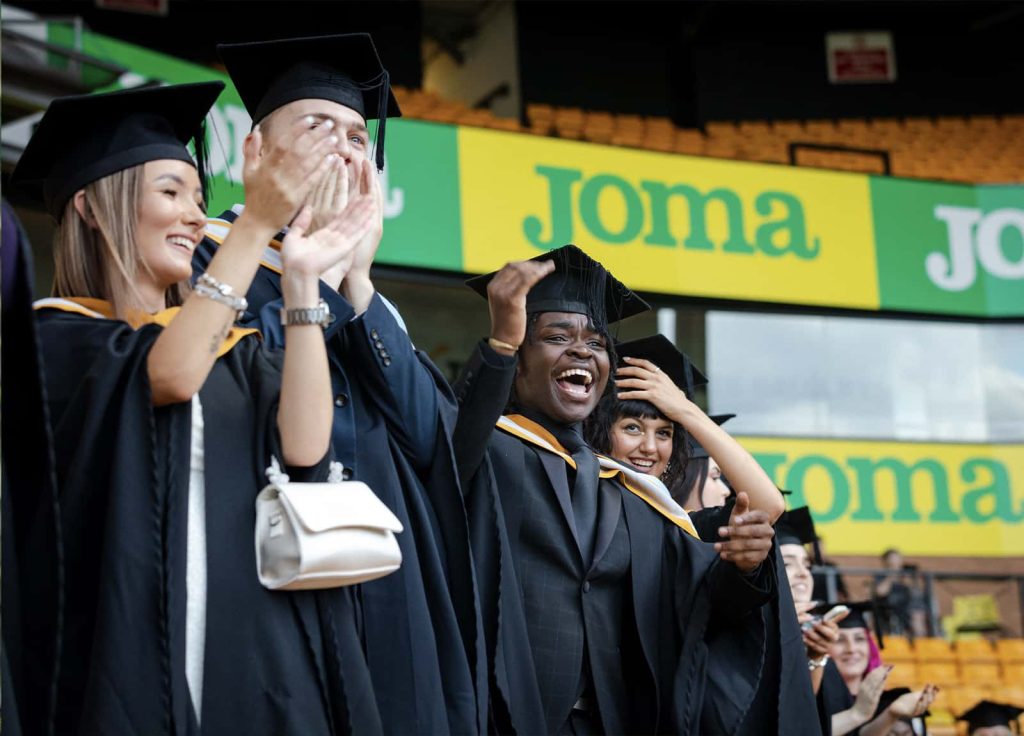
35 311 186 735
245 340 332 483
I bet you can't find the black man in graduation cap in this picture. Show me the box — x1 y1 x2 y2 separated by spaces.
959 700 1024 736
193 33 483 736
453 244 777 735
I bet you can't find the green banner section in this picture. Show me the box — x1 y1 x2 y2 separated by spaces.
872 178 1024 317
41 22 1024 317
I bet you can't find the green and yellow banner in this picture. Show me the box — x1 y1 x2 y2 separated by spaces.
44 23 1024 318
741 436 1024 556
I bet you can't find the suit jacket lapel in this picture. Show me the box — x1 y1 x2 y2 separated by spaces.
588 480 622 573
535 448 583 557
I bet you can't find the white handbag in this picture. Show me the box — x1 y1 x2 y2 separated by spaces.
255 459 403 590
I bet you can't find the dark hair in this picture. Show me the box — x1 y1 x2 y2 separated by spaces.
678 456 710 510
585 392 689 495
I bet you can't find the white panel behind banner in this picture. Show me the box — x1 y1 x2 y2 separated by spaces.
825 31 897 84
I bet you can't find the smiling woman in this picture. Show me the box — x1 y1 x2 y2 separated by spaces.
10 82 381 736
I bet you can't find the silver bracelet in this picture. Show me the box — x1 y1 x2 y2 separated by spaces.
808 654 829 671
195 272 248 320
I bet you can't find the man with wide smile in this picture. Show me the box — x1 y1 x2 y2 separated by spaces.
454 244 779 735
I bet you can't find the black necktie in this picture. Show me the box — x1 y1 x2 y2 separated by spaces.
556 424 599 567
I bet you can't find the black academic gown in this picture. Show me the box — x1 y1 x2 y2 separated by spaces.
817 660 854 736
1 200 57 736
34 307 380 736
195 210 485 736
453 340 774 735
691 504 823 736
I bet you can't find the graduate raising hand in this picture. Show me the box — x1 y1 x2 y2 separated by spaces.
484 258 558 355
615 352 784 521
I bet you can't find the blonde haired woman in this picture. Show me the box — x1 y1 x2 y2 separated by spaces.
12 82 381 736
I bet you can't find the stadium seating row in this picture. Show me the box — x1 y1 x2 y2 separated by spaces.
390 87 1023 184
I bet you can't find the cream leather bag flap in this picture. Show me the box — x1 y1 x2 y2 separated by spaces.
255 460 403 590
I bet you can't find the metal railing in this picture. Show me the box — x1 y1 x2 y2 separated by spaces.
813 565 1024 637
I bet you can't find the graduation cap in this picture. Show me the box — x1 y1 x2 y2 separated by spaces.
836 599 889 649
217 33 401 171
874 688 930 733
465 244 650 333
958 700 1023 733
10 82 224 221
616 334 708 396
688 412 735 460
775 505 822 563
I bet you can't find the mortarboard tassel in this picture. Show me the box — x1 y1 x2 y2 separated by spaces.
193 117 213 207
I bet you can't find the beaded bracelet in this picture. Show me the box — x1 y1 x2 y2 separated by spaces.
194 272 248 321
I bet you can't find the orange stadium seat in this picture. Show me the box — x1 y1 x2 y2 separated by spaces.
947 685 993 714
582 111 614 144
882 636 915 663
553 107 584 139
996 639 1024 662
955 639 995 662
917 661 960 687
397 90 1024 183
1001 661 1024 683
674 128 705 156
916 638 957 663
886 661 919 688
612 114 644 147
959 662 1002 684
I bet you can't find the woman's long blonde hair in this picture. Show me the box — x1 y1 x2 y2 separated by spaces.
53 164 189 318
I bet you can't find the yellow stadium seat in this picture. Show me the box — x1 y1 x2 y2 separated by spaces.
917 634 954 663
883 636 915 662
947 685 993 714
1001 661 1024 683
886 662 919 688
996 639 1024 662
996 685 1024 702
956 639 996 662
959 662 1001 685
917 661 960 687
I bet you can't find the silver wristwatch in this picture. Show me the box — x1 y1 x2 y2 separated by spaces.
281 298 335 329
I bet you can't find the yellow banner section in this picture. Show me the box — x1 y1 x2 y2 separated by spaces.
737 436 1024 557
458 128 880 309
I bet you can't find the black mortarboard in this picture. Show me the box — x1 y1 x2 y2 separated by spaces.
958 700 1023 733
616 334 708 396
837 600 876 630
775 506 819 548
11 82 223 221
874 688 930 733
217 33 401 171
688 412 735 460
465 244 651 332
834 598 889 647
